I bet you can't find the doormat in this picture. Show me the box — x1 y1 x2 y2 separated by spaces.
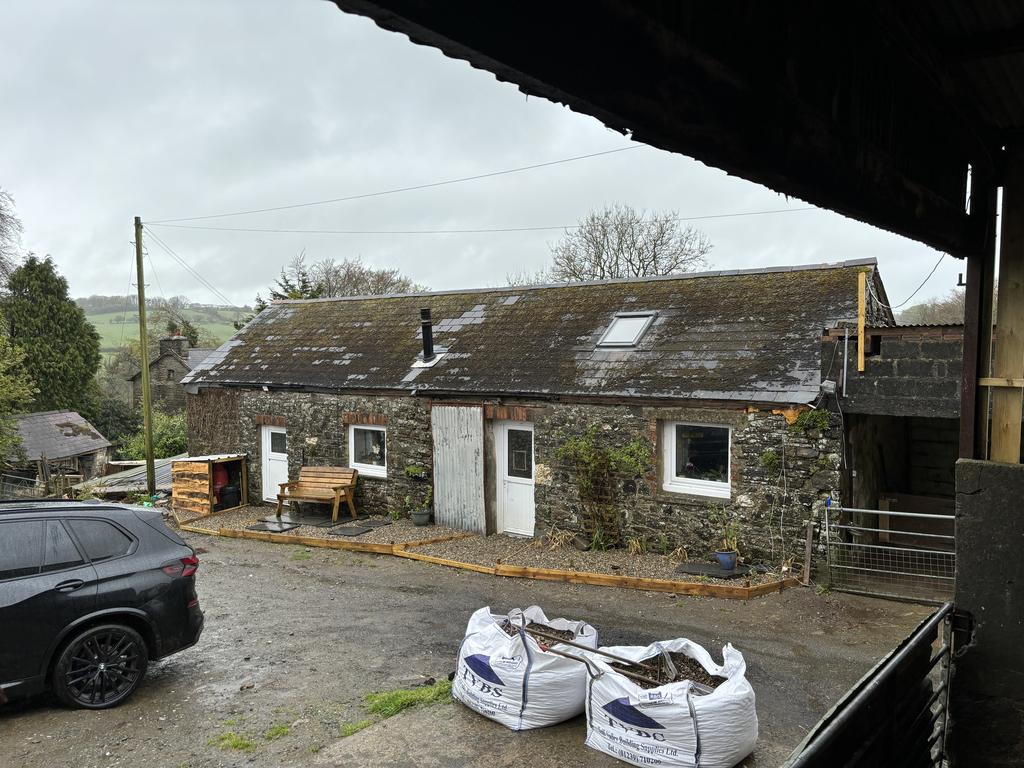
329 526 373 537
361 519 393 528
248 521 299 533
674 562 753 580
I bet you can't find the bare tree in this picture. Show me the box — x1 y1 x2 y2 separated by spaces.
534 204 711 284
0 188 23 282
310 256 423 297
897 288 970 325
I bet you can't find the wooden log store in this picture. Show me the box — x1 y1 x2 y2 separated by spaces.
172 454 248 517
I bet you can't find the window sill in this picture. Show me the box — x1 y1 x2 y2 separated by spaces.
661 481 730 500
351 464 387 480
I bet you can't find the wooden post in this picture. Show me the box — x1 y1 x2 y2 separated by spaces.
134 217 156 495
961 180 998 459
990 152 1024 464
857 271 866 372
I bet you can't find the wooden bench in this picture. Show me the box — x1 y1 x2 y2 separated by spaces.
276 466 358 522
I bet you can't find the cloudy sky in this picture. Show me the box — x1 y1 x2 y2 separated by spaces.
3 0 962 310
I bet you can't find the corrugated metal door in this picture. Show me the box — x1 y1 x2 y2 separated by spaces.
431 405 486 533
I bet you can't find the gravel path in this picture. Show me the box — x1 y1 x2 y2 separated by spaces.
174 504 463 545
411 534 786 585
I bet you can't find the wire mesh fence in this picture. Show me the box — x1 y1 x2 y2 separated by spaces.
0 473 46 499
825 505 955 603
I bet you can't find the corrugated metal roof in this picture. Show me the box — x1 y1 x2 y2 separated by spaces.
14 411 112 461
73 454 186 493
185 260 875 405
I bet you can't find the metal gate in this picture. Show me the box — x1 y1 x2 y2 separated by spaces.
430 405 486 533
781 603 956 767
825 504 955 603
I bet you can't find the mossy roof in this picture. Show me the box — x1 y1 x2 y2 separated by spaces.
185 259 877 405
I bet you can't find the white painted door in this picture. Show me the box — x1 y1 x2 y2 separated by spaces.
261 425 289 502
494 421 535 537
431 406 486 533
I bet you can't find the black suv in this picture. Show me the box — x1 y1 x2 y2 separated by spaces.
0 501 203 709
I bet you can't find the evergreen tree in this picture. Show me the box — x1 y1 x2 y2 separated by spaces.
1 256 101 412
0 327 36 461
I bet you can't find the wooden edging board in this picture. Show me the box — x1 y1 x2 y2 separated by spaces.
392 546 497 575
177 523 800 600
215 526 395 554
490 563 800 599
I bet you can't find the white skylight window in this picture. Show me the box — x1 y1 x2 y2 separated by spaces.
597 312 657 347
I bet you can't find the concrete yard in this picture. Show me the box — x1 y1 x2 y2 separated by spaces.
0 532 932 768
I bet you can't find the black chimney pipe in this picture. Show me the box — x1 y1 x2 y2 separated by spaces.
420 308 435 362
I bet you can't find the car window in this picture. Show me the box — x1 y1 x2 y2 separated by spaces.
42 520 85 573
67 519 133 562
0 520 43 580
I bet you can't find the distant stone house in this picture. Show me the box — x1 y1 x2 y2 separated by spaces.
9 410 112 481
130 335 215 412
183 259 892 562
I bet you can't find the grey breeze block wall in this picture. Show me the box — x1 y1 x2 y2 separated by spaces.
186 389 841 563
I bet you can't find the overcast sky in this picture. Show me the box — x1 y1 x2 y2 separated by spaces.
2 0 963 310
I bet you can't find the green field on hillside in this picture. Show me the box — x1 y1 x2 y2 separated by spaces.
83 306 246 353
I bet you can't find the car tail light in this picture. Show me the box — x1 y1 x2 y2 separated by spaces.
163 554 199 577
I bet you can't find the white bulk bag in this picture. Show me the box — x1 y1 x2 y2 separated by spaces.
584 639 757 768
452 605 598 730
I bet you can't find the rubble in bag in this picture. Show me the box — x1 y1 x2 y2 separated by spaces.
498 619 576 645
452 605 598 731
585 638 758 768
609 651 725 690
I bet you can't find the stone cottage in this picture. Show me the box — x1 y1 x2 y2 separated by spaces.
183 258 892 562
130 334 215 413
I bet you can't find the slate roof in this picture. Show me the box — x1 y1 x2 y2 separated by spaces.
127 348 217 381
188 348 216 368
184 259 883 405
14 411 112 461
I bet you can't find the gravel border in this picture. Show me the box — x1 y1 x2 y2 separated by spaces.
173 504 463 545
409 534 787 586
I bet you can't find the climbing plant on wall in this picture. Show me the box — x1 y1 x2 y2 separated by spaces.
556 425 652 547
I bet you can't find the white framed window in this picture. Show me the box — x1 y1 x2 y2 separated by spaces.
662 421 731 499
348 424 387 478
598 311 656 347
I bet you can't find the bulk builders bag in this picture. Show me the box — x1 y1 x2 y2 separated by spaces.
452 605 598 730
584 638 758 768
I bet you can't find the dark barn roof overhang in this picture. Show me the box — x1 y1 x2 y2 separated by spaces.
331 1 1024 259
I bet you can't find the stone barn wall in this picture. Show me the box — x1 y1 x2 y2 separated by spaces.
186 388 840 564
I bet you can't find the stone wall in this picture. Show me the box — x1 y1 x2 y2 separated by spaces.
186 388 432 516
531 402 841 564
186 388 840 563
133 355 192 413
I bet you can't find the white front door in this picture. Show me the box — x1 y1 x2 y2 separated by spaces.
494 421 535 537
261 425 289 502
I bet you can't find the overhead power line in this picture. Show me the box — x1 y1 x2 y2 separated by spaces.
146 206 817 236
146 145 642 224
869 252 946 310
144 228 239 308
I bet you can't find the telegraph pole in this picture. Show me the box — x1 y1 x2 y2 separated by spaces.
134 216 156 496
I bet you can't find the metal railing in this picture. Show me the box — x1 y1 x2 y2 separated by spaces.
781 603 954 767
825 505 955 603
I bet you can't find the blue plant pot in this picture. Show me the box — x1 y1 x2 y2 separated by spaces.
715 550 738 570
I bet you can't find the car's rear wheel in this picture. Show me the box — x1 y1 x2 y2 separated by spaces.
52 624 148 709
